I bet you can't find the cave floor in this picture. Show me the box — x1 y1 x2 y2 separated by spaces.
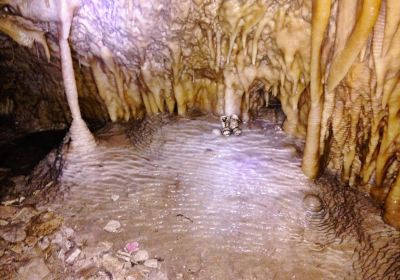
35 115 399 280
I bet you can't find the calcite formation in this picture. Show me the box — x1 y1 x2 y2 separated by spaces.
0 0 399 229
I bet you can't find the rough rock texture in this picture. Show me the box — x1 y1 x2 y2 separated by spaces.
0 0 399 228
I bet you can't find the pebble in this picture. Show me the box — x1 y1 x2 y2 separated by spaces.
18 258 50 280
63 227 75 238
103 220 121 233
116 250 131 262
0 223 26 243
132 250 149 263
66 248 82 264
38 237 50 251
0 219 9 226
111 194 120 202
144 259 158 268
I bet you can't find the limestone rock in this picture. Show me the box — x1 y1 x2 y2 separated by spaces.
17 258 50 280
0 222 26 243
144 259 158 268
103 220 121 233
132 250 149 263
66 248 81 264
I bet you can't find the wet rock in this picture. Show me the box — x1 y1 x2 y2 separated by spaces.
101 253 124 275
144 259 158 268
103 220 121 233
38 237 50 251
73 259 98 277
28 211 63 237
303 194 323 212
124 241 139 254
116 250 131 262
84 241 113 259
51 232 63 247
66 248 81 264
0 222 26 242
65 239 74 250
0 205 18 219
2 196 25 206
10 242 24 254
25 235 38 247
62 227 75 239
148 270 168 280
17 258 50 280
132 250 149 263
14 207 38 223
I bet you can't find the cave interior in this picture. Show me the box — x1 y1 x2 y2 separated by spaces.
0 0 400 279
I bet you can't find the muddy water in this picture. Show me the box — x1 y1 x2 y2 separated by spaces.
49 116 399 279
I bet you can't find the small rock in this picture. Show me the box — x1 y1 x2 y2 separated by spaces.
83 241 113 259
144 259 158 268
111 195 120 202
0 222 26 242
0 205 18 219
10 242 24 254
116 250 131 262
28 211 63 237
14 207 38 223
2 198 20 206
148 270 168 280
102 253 124 273
18 258 50 280
65 239 75 251
132 250 149 263
52 232 63 246
63 227 75 238
25 236 38 247
124 241 139 254
103 220 121 233
38 237 50 251
66 248 81 264
0 219 9 226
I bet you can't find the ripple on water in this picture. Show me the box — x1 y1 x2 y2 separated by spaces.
53 116 397 280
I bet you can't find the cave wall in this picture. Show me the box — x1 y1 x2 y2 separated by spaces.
0 0 399 229
0 33 108 132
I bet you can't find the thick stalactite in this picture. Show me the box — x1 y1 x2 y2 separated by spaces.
0 0 399 229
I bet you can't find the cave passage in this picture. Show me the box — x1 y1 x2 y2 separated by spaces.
1 0 400 279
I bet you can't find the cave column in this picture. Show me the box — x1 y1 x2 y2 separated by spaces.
58 0 96 152
302 0 331 178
